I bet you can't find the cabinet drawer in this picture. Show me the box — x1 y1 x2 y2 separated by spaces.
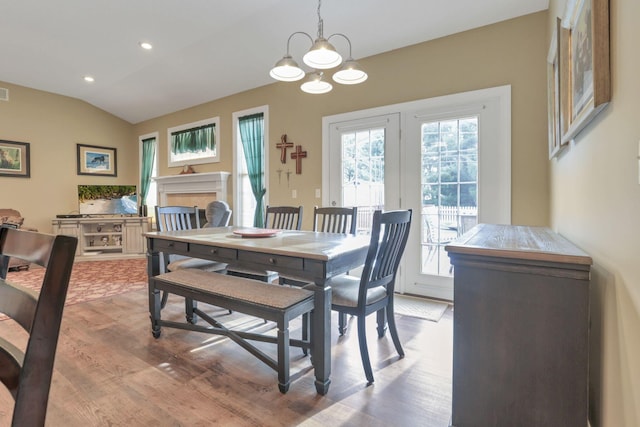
189 244 237 262
238 250 303 270
153 239 189 254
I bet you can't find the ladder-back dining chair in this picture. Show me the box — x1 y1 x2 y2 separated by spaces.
313 206 358 234
227 205 303 283
264 205 303 230
0 227 78 426
281 206 357 287
155 205 201 232
281 206 358 354
323 209 412 385
155 205 228 318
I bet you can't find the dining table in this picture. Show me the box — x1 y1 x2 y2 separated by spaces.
144 226 371 395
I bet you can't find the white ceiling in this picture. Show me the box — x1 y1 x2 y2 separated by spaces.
0 0 548 124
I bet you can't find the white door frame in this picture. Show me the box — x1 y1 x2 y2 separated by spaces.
322 86 511 299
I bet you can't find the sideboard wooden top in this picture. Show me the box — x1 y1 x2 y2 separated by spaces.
445 224 592 265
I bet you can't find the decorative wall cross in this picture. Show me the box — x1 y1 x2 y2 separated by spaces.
276 134 294 164
290 145 307 174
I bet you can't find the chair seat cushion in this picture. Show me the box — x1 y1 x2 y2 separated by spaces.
329 275 387 308
167 257 227 272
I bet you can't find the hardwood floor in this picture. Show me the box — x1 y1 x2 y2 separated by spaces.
0 288 453 426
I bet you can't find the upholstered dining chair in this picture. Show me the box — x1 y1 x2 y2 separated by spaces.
322 209 412 385
203 200 232 228
226 205 303 283
0 227 77 426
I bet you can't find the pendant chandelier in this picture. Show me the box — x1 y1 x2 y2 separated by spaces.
269 0 368 94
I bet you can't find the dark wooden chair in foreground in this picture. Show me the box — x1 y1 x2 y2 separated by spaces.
322 209 412 385
0 227 77 426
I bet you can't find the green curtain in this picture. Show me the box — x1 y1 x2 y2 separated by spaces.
238 113 266 227
171 124 215 154
140 137 156 206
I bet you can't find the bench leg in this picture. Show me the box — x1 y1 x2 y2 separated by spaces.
277 318 290 394
301 313 309 356
149 282 162 338
186 298 198 324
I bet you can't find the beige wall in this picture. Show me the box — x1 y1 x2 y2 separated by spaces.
134 11 549 230
1 13 548 232
0 82 136 232
548 0 640 425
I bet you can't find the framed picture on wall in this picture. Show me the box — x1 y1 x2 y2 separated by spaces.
0 140 30 178
77 143 117 177
561 0 611 143
547 18 562 159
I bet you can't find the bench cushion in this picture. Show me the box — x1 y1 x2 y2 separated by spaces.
154 269 314 310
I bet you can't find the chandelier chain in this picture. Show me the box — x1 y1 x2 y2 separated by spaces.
316 0 324 38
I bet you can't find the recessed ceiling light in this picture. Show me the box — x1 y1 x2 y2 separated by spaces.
139 41 153 50
83 76 95 83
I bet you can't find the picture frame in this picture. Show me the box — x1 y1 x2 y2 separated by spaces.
0 140 31 178
77 144 117 177
561 0 611 143
547 18 562 159
559 23 572 140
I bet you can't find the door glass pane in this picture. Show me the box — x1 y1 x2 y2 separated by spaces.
421 117 479 276
341 127 385 234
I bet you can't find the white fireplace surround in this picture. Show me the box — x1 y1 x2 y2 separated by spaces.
153 172 230 206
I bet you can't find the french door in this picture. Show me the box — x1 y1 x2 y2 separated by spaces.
325 114 400 228
323 86 511 300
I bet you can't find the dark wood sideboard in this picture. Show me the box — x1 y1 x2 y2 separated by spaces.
445 224 592 427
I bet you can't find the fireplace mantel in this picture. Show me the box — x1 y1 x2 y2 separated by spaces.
153 171 230 206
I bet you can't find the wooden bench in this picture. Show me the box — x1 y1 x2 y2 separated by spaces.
148 269 315 393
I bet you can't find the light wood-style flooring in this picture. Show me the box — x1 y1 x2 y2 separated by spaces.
0 288 453 426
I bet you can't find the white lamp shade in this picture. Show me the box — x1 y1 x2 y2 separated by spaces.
300 73 332 94
332 59 368 85
269 56 305 82
303 38 342 69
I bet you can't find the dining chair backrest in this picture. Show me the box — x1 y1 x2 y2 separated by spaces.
313 206 357 234
204 201 232 228
359 209 412 300
155 205 200 231
0 227 78 426
265 205 303 230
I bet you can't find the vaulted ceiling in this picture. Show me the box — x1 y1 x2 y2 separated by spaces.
0 0 548 123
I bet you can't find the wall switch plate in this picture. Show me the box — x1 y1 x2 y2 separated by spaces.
292 189 297 199
315 188 321 198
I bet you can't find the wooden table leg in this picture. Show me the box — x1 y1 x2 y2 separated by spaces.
147 248 162 338
312 283 331 395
